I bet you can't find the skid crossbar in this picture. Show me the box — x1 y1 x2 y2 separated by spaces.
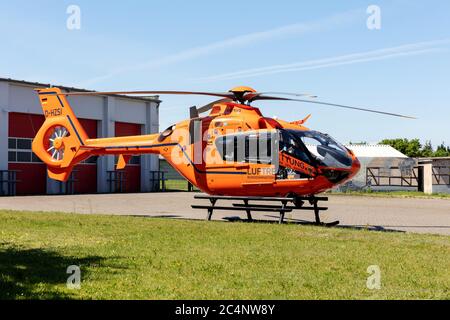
192 195 337 226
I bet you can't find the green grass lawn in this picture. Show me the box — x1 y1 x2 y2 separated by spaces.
0 210 448 300
163 179 199 192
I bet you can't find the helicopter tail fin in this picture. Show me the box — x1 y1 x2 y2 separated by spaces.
291 114 312 126
32 87 91 182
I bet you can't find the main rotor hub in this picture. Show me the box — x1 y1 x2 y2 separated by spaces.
229 86 256 94
229 86 257 104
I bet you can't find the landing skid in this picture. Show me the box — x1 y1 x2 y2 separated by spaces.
192 195 338 226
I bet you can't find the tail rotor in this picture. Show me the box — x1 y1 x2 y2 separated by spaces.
45 125 70 162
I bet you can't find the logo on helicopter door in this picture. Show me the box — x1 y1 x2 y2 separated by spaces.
279 152 316 177
248 167 277 176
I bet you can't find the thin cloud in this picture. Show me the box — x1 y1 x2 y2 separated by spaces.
77 9 360 87
195 39 450 82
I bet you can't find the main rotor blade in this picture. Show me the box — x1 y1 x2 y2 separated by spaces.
60 89 314 101
196 98 232 114
251 95 416 119
252 92 318 99
60 90 235 100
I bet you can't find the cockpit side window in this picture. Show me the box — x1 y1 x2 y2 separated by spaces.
279 130 314 164
291 130 352 168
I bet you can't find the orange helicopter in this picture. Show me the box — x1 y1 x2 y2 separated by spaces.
32 86 413 223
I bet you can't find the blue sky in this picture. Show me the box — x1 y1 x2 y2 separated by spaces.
1 0 449 146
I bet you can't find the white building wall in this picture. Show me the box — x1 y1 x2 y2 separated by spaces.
0 82 9 171
8 85 42 115
114 98 147 124
97 96 117 193
141 103 159 192
67 95 105 120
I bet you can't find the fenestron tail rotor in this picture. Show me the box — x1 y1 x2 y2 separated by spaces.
45 125 70 162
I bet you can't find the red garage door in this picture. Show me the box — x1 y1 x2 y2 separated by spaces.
73 119 98 194
115 122 141 193
8 112 46 195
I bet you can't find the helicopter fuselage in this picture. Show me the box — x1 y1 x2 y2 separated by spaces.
84 101 360 197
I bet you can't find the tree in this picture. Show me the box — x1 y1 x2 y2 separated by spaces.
435 143 450 157
379 138 422 157
420 141 434 158
406 139 423 158
379 139 450 158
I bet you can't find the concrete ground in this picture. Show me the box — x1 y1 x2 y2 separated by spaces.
0 192 449 235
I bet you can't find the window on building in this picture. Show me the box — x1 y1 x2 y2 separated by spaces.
8 137 42 164
129 156 141 165
17 139 32 150
17 152 32 162
8 151 16 162
8 139 16 149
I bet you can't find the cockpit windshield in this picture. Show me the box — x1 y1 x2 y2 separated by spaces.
283 130 352 169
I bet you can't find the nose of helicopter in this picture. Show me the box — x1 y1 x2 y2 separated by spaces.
349 152 361 179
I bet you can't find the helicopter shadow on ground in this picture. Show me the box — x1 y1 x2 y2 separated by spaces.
125 214 405 233
0 244 108 299
223 215 406 233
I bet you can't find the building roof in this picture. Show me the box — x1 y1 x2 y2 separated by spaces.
418 157 450 160
417 157 450 165
344 144 408 158
0 77 161 103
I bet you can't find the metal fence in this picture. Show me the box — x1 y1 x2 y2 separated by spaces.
107 171 127 193
432 166 450 185
366 166 420 187
0 170 19 196
366 165 450 188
